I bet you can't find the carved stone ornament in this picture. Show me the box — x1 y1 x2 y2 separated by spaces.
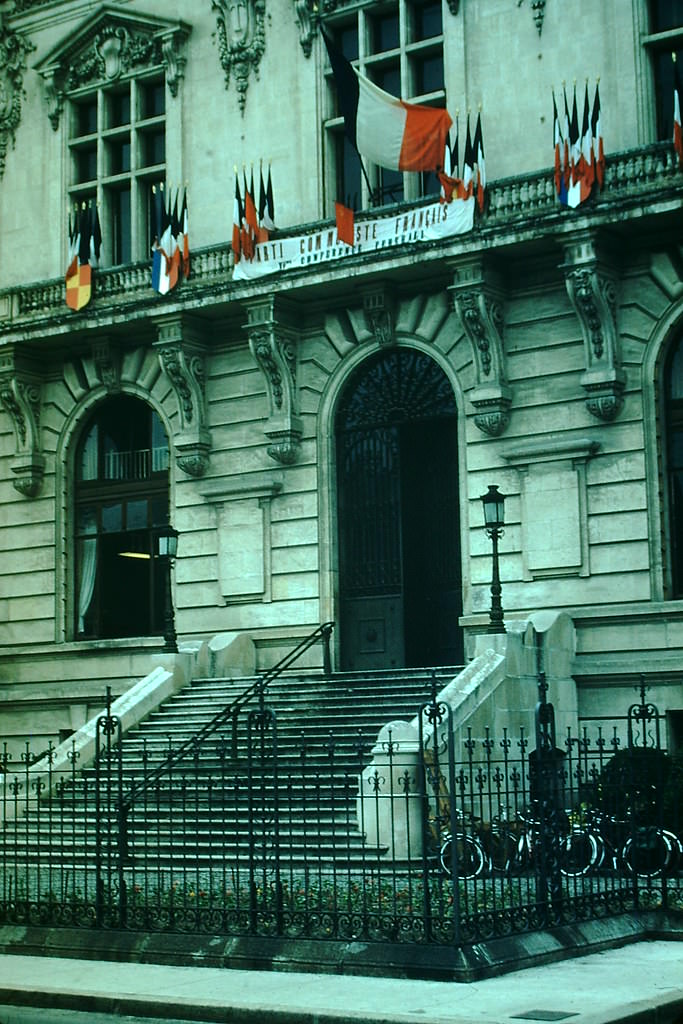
0 347 44 498
34 7 190 130
517 0 546 36
212 0 266 114
0 6 34 180
245 296 302 465
449 258 512 437
92 337 121 394
562 235 625 423
294 0 316 58
152 314 211 477
362 287 395 348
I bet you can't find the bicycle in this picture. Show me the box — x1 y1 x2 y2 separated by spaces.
558 809 681 879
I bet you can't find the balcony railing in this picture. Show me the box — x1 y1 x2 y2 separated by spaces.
0 143 681 332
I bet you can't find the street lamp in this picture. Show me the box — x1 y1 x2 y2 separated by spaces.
157 524 179 652
480 485 506 633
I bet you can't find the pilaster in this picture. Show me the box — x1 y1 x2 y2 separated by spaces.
0 345 44 498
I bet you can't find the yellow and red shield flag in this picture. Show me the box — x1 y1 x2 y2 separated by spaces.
66 260 92 311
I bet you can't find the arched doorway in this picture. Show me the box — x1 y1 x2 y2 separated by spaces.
74 395 170 640
335 348 462 670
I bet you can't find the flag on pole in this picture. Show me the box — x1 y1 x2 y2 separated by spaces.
579 81 594 193
569 84 580 185
323 29 451 173
462 114 474 199
151 183 173 295
552 92 565 199
65 201 97 311
591 82 604 188
562 85 571 190
179 188 190 278
232 172 243 264
674 56 683 168
335 201 355 245
473 112 486 212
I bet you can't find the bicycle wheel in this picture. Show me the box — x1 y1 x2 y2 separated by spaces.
488 830 523 875
440 833 488 880
559 829 600 877
621 828 677 878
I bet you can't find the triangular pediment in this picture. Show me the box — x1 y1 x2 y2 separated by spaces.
35 5 190 128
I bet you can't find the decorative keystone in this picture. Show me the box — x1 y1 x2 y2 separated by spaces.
362 286 395 347
212 0 266 114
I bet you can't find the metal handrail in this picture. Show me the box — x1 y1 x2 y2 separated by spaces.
121 620 334 811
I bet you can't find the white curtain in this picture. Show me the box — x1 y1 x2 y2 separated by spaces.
77 512 97 634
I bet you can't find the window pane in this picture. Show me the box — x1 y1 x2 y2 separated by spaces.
142 129 165 167
336 23 359 60
107 138 131 175
142 81 165 118
378 166 404 204
79 423 98 480
127 500 149 530
337 133 361 209
370 10 400 52
76 147 97 183
412 0 442 40
102 503 123 532
76 100 97 137
650 0 683 32
413 53 444 94
373 63 401 96
108 90 131 128
111 187 131 265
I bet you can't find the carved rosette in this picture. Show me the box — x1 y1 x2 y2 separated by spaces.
152 314 210 477
0 349 44 497
35 12 190 130
245 297 302 465
363 287 395 347
449 259 511 437
212 0 266 114
563 237 625 423
0 15 35 179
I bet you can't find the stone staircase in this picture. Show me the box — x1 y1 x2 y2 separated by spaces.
3 666 461 877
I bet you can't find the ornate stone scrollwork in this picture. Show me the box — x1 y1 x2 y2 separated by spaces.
517 0 546 36
245 296 302 465
212 0 266 114
0 347 44 498
562 234 625 423
294 0 317 57
152 314 211 477
363 287 395 347
92 338 121 394
35 10 190 130
449 258 511 437
0 7 34 179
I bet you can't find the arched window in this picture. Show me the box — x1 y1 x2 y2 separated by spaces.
665 334 683 597
74 396 170 639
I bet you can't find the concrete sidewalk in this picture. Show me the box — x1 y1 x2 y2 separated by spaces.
0 941 681 1024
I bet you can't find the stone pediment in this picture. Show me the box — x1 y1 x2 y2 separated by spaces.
34 5 190 129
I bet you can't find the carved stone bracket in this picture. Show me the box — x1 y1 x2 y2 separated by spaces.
0 11 34 179
245 296 302 465
294 0 316 57
448 258 511 437
92 337 121 394
152 313 210 477
0 346 44 497
212 0 266 115
562 234 625 422
35 9 190 130
362 286 395 347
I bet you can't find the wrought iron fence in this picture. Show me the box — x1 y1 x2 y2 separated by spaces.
1 676 681 947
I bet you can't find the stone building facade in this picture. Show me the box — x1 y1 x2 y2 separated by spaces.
1 0 683 754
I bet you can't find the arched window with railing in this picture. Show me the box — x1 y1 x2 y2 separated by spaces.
74 395 170 639
664 333 683 597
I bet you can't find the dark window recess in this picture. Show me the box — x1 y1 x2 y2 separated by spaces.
337 132 361 208
412 53 444 94
77 147 97 183
335 23 358 60
109 90 131 128
412 0 442 40
74 396 170 640
142 81 166 118
77 101 97 136
143 129 165 167
650 0 683 32
370 11 400 52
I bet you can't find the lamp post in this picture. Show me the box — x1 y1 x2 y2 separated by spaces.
158 524 179 652
480 484 506 633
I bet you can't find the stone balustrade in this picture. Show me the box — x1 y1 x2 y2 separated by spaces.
0 143 680 333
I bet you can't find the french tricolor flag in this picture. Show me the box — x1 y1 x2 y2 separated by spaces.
324 30 452 174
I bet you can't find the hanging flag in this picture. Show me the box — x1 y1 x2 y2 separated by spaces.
579 82 594 194
180 188 190 278
335 201 355 245
562 85 571 191
591 81 604 188
462 114 474 199
263 163 275 231
569 84 581 185
90 203 102 267
473 112 486 212
232 172 243 264
323 29 451 173
66 203 94 312
451 114 459 179
674 57 683 168
552 92 565 200
151 183 172 295
242 168 257 260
